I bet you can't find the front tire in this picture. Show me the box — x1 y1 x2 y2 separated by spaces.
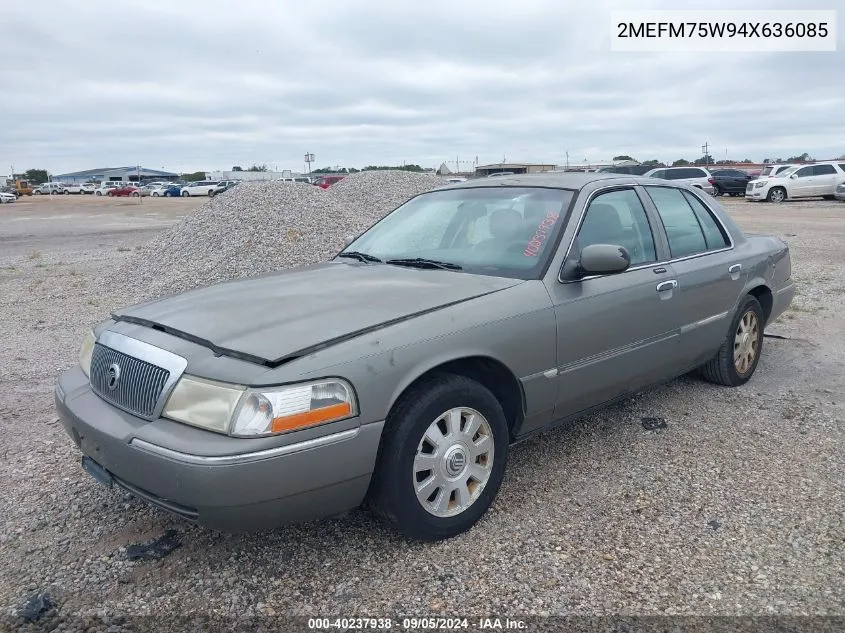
767 187 786 203
181 191 190 197
698 295 764 387
368 374 509 541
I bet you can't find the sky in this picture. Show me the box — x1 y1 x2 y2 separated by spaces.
1 0 843 175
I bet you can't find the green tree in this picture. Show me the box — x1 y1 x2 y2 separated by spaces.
641 159 662 166
180 171 206 182
786 152 812 163
740 159 754 164
311 167 336 174
612 155 635 162
24 168 49 184
672 158 690 166
693 154 714 165
232 166 243 171
246 164 268 172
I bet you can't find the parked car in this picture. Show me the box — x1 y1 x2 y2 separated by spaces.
755 164 796 180
33 182 65 195
642 166 715 195
107 184 140 197
295 177 312 184
312 175 345 189
65 183 97 195
211 181 239 196
180 181 221 197
745 162 845 202
161 184 183 197
56 172 794 540
146 183 175 197
710 169 755 197
0 190 16 203
95 183 120 196
835 181 845 202
486 172 516 178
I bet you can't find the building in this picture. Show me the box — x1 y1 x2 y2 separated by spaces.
52 166 179 184
474 163 557 177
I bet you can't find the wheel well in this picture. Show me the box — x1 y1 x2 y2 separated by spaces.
748 285 773 324
391 357 524 437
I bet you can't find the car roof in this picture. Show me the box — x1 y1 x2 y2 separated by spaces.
439 171 675 191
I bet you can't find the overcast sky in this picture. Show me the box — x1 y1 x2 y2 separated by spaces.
1 0 842 175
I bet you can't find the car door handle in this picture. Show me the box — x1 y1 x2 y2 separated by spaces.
729 264 742 273
656 280 677 292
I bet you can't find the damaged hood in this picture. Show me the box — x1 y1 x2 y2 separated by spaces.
111 262 523 365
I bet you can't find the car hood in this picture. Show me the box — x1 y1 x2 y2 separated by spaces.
111 262 523 366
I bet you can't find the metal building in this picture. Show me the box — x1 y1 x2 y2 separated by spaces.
52 166 179 184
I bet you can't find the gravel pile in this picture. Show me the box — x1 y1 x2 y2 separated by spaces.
108 170 445 305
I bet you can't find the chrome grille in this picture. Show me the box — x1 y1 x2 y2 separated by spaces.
90 343 170 418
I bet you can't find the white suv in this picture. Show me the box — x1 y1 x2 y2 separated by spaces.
180 181 222 197
642 166 715 195
746 162 845 202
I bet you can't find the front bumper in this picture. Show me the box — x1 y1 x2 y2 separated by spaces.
55 366 383 531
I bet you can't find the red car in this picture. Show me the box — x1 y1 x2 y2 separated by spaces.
107 184 140 197
312 175 345 189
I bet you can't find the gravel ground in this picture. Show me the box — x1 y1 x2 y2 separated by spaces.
105 170 445 305
0 189 844 628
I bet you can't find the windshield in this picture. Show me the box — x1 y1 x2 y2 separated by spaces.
338 186 575 279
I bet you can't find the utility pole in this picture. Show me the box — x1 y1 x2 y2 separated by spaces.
565 151 569 169
701 142 710 166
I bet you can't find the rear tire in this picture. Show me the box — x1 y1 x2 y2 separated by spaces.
367 374 509 541
712 184 722 196
698 295 764 387
181 191 190 197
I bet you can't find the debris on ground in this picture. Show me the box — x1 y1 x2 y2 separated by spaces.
641 417 668 430
125 529 182 561
708 520 722 530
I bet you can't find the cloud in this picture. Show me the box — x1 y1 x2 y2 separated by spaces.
1 0 843 174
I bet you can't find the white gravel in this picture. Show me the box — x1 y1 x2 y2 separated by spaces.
107 170 445 305
0 192 844 628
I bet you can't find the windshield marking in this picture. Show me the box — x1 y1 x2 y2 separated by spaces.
523 211 560 257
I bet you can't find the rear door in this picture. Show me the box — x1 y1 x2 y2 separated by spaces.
812 164 839 195
546 186 681 419
641 185 742 367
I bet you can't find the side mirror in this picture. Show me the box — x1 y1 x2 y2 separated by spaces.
578 244 631 276
790 174 798 179
342 234 355 247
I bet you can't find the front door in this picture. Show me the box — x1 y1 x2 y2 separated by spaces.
788 165 816 198
545 187 681 419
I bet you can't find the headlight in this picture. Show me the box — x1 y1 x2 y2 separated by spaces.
162 377 356 436
78 329 96 376
754 180 767 188
231 379 356 437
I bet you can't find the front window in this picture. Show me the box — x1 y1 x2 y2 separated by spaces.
339 187 574 279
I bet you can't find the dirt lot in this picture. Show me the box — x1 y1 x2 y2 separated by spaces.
0 193 844 623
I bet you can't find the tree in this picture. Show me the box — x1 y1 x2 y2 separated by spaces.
786 152 813 163
693 154 714 165
740 159 753 164
246 164 268 172
24 168 48 184
232 166 243 171
641 159 662 166
613 155 635 162
180 171 206 182
672 158 690 166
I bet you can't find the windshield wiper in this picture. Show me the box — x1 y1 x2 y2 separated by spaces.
385 258 462 271
336 251 383 264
